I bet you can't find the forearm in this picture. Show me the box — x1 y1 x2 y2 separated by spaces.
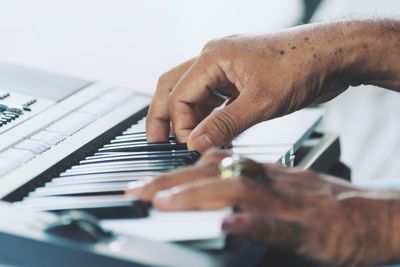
334 19 400 91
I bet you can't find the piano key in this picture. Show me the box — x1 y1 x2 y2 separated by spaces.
15 195 149 218
71 159 186 170
28 181 131 197
103 140 154 147
122 125 146 134
110 136 176 144
121 130 146 136
89 150 198 160
62 163 181 176
80 151 198 165
115 133 147 140
46 174 154 186
98 143 188 153
59 165 174 176
50 172 160 184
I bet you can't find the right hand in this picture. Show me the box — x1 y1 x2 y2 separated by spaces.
146 23 351 152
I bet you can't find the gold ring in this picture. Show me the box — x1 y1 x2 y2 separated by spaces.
218 154 270 184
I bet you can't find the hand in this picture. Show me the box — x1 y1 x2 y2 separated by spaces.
126 149 400 266
146 23 351 152
146 20 400 153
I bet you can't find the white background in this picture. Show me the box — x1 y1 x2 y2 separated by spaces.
0 0 301 91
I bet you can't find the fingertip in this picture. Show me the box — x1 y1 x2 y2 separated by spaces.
221 214 252 234
146 120 171 143
188 133 215 153
153 189 177 211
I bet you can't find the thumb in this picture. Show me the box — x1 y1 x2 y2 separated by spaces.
187 96 258 152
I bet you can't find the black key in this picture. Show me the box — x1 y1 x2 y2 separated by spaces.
103 141 155 147
88 150 198 160
71 159 187 170
80 152 198 165
110 136 176 144
62 164 182 177
98 143 188 153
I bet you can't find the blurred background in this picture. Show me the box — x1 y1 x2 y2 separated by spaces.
0 0 399 182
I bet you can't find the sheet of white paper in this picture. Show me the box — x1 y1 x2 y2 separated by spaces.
101 209 231 242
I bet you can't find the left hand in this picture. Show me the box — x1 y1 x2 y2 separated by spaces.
125 149 400 266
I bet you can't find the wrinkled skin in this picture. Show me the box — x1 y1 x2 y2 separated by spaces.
127 149 400 266
132 19 400 266
145 26 349 153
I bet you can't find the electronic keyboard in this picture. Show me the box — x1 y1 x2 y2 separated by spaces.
0 62 341 267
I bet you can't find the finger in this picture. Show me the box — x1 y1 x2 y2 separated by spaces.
153 176 306 213
187 95 260 152
221 212 305 249
167 55 233 147
153 178 244 211
196 148 232 166
125 163 219 201
146 58 196 142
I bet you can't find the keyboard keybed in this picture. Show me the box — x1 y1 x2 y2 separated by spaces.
13 118 200 218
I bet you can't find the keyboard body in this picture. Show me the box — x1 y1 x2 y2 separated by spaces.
0 63 339 267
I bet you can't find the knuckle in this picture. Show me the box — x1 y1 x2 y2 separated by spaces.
203 37 232 52
197 50 217 66
202 38 220 51
156 72 174 92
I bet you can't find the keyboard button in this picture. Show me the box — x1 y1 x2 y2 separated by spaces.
47 112 96 136
98 89 134 105
0 157 20 176
15 139 50 155
2 148 35 164
79 100 114 117
31 131 66 146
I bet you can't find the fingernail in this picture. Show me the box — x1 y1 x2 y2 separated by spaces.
125 180 148 196
155 189 173 200
222 217 237 231
191 134 213 152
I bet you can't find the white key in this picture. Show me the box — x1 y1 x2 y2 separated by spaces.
1 148 35 164
79 99 114 117
15 139 50 155
31 131 66 146
0 157 20 176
